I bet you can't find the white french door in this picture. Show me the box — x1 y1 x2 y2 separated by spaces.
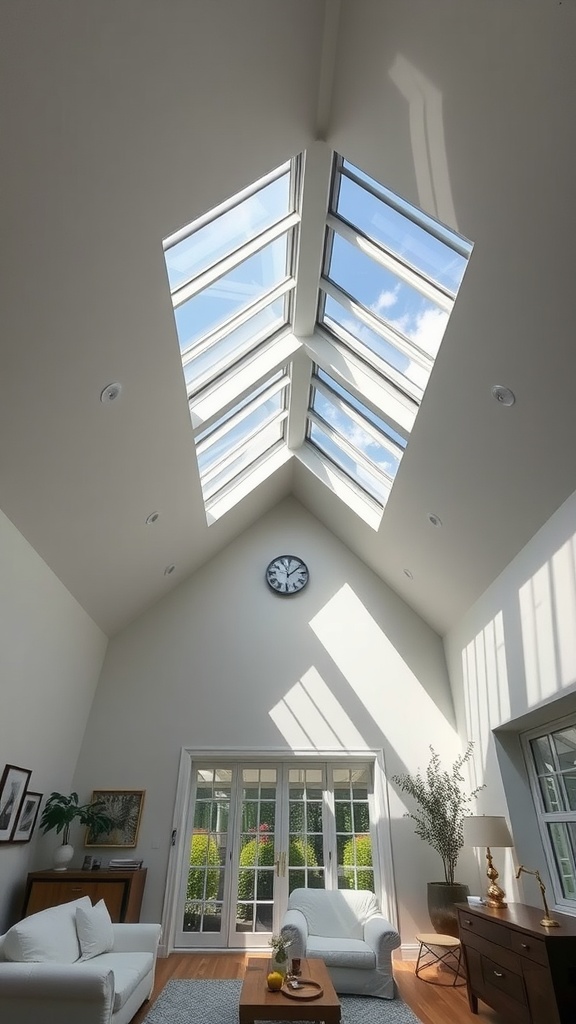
173 759 378 949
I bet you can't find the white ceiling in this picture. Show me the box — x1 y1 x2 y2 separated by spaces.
1 0 576 638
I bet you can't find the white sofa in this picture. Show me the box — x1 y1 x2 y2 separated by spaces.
280 888 401 999
0 895 161 1024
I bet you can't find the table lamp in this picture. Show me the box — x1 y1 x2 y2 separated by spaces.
463 815 513 909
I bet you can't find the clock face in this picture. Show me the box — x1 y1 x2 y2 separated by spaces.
265 555 309 596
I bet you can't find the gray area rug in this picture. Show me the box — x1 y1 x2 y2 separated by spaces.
142 978 424 1024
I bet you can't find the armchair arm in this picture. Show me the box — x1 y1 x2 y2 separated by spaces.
364 915 401 967
111 922 162 953
0 962 114 1024
280 909 308 960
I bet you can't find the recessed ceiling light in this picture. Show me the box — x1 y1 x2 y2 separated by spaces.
100 382 122 404
164 564 176 576
403 569 414 580
491 385 515 406
145 512 160 525
427 513 443 528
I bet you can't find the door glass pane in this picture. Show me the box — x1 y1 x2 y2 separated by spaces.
184 768 231 934
288 768 325 892
236 767 277 933
333 766 373 891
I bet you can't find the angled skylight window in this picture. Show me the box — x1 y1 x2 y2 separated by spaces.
308 368 406 507
308 153 472 513
161 148 471 526
163 158 301 514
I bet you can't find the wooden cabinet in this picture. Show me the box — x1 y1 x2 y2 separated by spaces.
22 869 147 923
456 902 576 1024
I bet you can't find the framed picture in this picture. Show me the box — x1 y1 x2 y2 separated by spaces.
11 791 42 843
0 765 32 842
85 790 145 848
81 854 94 870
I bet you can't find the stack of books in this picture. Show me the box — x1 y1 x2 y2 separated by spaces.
108 857 143 871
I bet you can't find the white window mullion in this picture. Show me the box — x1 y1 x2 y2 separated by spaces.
326 213 454 313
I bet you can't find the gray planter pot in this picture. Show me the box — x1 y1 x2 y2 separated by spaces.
427 881 470 937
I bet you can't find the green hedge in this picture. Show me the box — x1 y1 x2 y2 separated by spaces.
342 834 373 890
187 832 220 902
237 835 318 916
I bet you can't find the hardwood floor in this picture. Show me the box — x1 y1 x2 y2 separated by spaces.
131 952 508 1024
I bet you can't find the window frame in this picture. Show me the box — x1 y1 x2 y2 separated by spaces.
521 712 576 911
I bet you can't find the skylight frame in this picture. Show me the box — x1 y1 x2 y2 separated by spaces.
163 156 303 518
306 151 472 513
306 367 401 508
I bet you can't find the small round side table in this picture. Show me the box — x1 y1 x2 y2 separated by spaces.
415 933 465 986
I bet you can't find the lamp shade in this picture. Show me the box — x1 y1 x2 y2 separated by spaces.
463 815 513 848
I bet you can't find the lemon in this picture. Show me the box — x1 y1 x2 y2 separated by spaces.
267 971 284 991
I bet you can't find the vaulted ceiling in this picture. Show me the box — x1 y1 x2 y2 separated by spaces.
1 0 575 638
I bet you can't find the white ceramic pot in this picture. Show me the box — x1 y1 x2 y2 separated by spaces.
53 843 75 871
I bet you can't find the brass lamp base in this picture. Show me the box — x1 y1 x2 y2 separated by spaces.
484 847 507 908
484 884 507 909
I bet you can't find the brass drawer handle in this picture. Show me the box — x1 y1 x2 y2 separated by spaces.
464 919 472 926
70 887 83 892
493 971 504 978
520 943 528 949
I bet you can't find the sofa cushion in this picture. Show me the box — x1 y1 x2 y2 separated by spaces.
3 896 91 963
77 899 114 960
287 888 380 939
95 951 154 1010
307 935 376 969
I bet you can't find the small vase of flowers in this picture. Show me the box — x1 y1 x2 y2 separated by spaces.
269 934 291 977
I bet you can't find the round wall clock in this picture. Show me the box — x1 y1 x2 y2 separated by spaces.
265 555 309 596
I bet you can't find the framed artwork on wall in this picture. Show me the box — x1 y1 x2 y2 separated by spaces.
0 765 32 842
85 790 145 848
11 791 42 843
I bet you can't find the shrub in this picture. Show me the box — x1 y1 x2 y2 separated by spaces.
342 834 373 889
237 827 318 916
187 832 220 902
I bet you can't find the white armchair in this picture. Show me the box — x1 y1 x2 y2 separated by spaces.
280 888 400 999
0 896 161 1024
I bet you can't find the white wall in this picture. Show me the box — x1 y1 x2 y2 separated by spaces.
0 510 107 930
444 487 576 908
73 497 463 943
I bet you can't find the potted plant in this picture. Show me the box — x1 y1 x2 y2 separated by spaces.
392 742 484 936
39 792 115 871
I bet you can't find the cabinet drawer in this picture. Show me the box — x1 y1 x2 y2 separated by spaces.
481 953 527 1004
462 928 521 974
509 931 548 966
459 910 511 948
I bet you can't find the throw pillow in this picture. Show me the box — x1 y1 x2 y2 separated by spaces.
76 899 114 960
3 896 91 962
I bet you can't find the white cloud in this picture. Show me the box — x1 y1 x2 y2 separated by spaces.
371 286 400 314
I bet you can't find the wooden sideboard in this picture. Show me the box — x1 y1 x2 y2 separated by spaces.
456 902 576 1024
22 869 147 923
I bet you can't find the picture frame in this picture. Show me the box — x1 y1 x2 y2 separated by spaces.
85 790 145 848
0 765 32 842
10 791 42 843
81 854 94 871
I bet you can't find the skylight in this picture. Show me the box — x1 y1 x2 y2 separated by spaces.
162 150 471 524
309 155 472 507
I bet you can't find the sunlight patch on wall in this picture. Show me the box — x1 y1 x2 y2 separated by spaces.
519 536 576 707
462 612 509 781
309 583 459 767
269 666 369 751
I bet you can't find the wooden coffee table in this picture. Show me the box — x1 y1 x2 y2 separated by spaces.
239 957 341 1024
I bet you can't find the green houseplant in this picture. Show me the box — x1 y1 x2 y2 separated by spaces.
40 792 114 870
392 742 484 935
